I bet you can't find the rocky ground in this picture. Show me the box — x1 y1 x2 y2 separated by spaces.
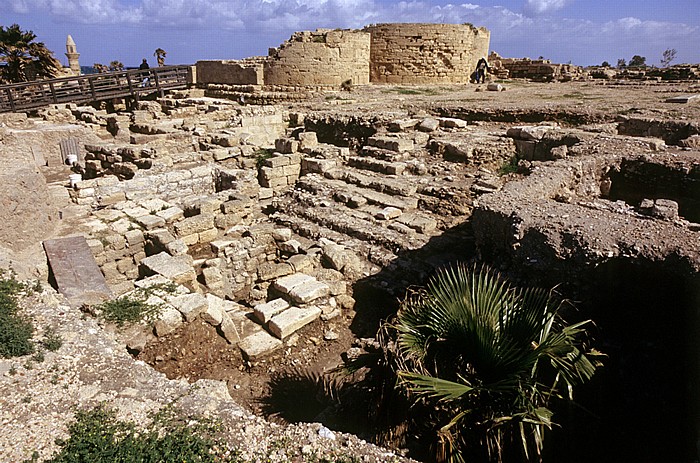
1 78 699 462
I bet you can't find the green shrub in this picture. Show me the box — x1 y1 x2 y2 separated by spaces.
45 404 235 463
94 295 161 327
498 155 519 175
0 271 34 358
41 326 63 352
254 148 274 169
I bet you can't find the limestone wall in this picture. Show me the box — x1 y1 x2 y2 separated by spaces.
70 166 219 206
196 59 265 85
263 29 371 86
488 52 585 82
364 23 490 84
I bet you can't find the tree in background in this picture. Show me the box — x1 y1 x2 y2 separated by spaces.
0 24 61 83
154 48 167 67
629 55 647 67
93 63 109 73
660 48 677 68
109 60 124 71
617 58 626 69
601 61 611 68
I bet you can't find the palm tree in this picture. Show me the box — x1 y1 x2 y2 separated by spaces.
0 24 61 83
154 48 166 67
93 63 109 73
393 264 603 462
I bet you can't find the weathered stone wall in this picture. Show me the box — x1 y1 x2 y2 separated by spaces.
364 23 490 84
488 52 585 82
196 59 265 85
264 29 371 86
70 165 219 206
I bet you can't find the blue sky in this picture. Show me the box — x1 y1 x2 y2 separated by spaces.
2 0 699 68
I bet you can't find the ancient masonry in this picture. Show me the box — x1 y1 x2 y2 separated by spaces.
196 23 490 88
364 23 490 84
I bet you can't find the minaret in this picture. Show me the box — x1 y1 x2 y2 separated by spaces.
65 35 80 74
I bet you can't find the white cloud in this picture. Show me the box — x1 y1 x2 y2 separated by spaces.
3 0 699 65
523 0 566 15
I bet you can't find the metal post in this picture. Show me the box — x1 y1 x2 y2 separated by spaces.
153 69 164 98
88 76 96 100
49 82 58 104
5 88 15 111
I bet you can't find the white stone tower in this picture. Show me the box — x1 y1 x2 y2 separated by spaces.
65 35 80 74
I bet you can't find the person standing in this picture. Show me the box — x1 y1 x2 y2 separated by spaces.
139 58 150 86
475 57 489 84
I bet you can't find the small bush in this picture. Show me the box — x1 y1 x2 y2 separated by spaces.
255 148 274 169
45 404 236 463
498 155 520 175
94 295 161 327
41 326 63 352
0 270 34 358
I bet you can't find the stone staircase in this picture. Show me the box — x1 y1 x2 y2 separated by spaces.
269 120 506 296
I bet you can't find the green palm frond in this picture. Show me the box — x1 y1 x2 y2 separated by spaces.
398 371 475 401
392 263 603 462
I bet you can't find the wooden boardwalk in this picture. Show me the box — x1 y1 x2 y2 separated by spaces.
43 236 113 307
0 65 190 113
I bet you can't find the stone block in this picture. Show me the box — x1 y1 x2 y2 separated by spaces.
272 228 293 242
124 229 145 246
199 228 219 243
157 206 185 223
181 233 199 246
173 214 216 237
201 299 225 326
273 273 315 294
397 213 438 233
239 330 283 360
224 310 262 345
302 157 337 174
258 261 294 281
275 138 299 154
268 305 322 339
263 153 289 169
298 132 318 150
211 240 234 254
376 206 402 220
287 254 317 274
288 280 330 304
170 293 208 322
259 188 274 200
254 298 290 324
140 252 196 286
439 117 468 129
278 239 302 254
419 118 440 132
202 266 224 290
136 214 166 230
154 306 183 337
166 239 189 256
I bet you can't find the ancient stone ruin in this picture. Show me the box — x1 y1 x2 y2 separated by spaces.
196 23 490 92
2 23 700 462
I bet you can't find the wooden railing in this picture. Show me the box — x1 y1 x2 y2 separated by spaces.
0 65 191 113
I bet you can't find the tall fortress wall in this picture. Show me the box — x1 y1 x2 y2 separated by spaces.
263 29 370 86
196 23 490 87
364 23 490 84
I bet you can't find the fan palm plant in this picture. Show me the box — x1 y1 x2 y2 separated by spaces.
393 264 603 462
0 24 61 83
